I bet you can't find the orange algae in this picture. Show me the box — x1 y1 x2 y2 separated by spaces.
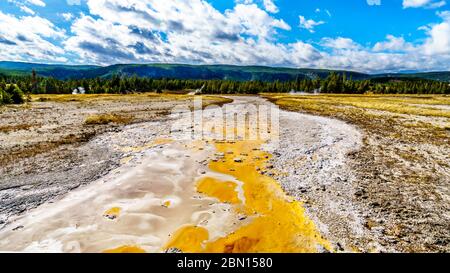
166 136 330 253
162 200 171 208
164 226 209 253
104 245 146 253
152 138 174 146
206 140 330 253
103 207 121 220
197 177 240 204
163 115 330 253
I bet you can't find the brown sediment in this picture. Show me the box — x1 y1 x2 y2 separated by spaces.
0 95 375 253
103 245 146 253
0 133 234 252
0 94 230 167
0 94 231 226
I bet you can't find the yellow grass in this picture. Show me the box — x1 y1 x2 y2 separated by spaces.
84 114 132 125
265 94 450 118
265 93 449 146
31 93 232 104
31 93 192 102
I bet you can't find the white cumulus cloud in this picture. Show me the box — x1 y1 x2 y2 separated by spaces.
19 5 35 15
299 15 325 33
64 0 291 65
26 0 46 7
422 11 450 54
60 12 74 21
0 11 66 63
373 35 415 52
4 0 450 73
59 0 450 72
263 0 279 13
403 0 446 8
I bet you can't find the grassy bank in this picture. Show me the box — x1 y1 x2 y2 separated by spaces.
0 94 232 166
264 94 449 144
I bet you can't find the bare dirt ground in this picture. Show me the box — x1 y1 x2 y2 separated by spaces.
266 94 450 253
0 95 365 253
0 94 448 253
0 94 230 227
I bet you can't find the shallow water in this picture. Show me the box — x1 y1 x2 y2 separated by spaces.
0 97 329 253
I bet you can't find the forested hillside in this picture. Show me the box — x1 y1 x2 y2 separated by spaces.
1 71 448 106
2 61 450 82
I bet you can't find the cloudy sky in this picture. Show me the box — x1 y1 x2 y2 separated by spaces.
0 0 449 73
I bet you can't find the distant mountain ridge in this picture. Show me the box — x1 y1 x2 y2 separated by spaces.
1 61 450 82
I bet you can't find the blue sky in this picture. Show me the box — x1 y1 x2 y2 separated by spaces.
0 0 450 73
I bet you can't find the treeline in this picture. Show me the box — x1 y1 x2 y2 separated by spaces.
0 82 25 105
315 73 450 94
0 72 449 105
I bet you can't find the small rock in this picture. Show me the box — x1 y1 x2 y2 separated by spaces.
336 242 345 251
298 187 308 193
12 225 24 231
105 215 117 220
354 189 365 197
20 185 33 191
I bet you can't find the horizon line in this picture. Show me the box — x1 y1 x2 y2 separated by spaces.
1 60 449 76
